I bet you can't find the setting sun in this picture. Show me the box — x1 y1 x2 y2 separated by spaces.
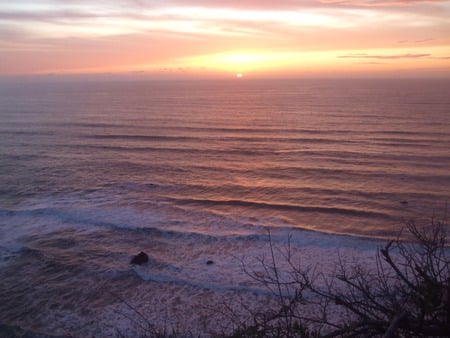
236 73 243 78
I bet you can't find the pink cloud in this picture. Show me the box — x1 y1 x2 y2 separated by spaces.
1 0 449 76
338 53 431 59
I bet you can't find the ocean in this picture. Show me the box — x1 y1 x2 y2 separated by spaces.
1 78 449 336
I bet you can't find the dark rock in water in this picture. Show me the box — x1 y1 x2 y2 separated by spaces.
130 251 149 265
400 200 408 205
206 260 214 265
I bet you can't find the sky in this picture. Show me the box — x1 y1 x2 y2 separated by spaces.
1 0 450 78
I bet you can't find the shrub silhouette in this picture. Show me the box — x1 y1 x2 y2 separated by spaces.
233 218 450 337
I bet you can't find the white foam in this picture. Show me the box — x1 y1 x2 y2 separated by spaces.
0 193 385 336
130 227 381 296
100 232 382 336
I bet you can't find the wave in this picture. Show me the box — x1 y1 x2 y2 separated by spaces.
0 199 389 251
83 133 367 145
170 197 392 220
58 143 450 169
0 206 263 242
132 267 275 295
63 123 450 137
75 130 450 148
84 134 198 142
66 144 280 157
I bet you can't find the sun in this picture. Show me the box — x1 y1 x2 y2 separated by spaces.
236 72 243 78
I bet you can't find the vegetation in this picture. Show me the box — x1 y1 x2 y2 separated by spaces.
231 218 450 337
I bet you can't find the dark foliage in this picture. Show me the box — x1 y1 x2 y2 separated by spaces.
232 218 450 337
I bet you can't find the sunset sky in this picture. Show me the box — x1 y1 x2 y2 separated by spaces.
1 0 450 78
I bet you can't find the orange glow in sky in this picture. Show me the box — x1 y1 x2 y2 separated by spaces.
1 1 450 78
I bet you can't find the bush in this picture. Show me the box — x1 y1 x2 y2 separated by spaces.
232 218 450 337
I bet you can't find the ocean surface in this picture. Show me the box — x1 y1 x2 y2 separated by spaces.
1 78 450 336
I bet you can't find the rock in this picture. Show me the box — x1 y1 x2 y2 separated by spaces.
400 201 408 205
206 260 214 265
130 251 149 265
